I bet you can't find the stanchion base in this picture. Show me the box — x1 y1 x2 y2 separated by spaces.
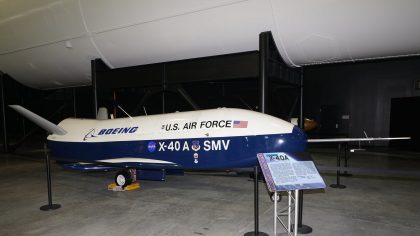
292 224 313 234
40 204 61 211
330 184 346 189
244 232 269 236
340 173 353 177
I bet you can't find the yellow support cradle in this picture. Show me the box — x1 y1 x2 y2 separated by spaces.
108 182 140 191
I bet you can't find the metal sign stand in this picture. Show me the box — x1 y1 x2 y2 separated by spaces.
257 152 325 236
274 190 299 236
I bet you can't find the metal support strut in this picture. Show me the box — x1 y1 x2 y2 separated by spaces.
162 64 166 114
40 143 61 211
296 67 312 234
0 71 8 153
73 87 77 118
91 60 98 119
245 32 271 236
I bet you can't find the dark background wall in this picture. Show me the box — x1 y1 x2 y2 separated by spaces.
303 57 420 147
0 75 93 148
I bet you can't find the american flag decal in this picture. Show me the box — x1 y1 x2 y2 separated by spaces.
233 120 248 128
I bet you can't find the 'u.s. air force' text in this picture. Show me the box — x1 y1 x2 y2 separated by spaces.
162 120 248 131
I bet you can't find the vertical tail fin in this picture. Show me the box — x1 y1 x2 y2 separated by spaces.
9 105 67 135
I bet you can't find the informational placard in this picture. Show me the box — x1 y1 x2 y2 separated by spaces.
257 152 326 191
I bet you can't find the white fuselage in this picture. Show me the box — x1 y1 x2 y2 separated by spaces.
47 108 307 169
48 108 294 143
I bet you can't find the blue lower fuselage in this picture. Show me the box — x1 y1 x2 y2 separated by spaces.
48 126 307 169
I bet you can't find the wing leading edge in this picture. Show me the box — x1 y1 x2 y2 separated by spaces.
96 157 181 169
307 137 410 143
63 158 181 171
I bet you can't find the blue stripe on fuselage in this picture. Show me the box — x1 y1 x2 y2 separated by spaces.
48 126 307 169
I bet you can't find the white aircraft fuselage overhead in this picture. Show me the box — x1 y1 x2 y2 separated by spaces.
1 0 420 89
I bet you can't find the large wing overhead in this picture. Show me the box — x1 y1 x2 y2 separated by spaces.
308 137 410 143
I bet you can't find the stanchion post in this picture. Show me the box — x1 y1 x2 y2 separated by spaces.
330 143 346 188
341 143 352 177
255 166 259 234
296 191 312 234
40 143 61 211
244 166 268 236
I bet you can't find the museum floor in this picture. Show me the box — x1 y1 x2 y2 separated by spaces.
0 145 419 236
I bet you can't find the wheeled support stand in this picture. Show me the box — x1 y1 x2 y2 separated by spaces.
114 169 137 188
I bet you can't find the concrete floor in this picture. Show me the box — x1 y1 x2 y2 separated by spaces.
0 147 419 236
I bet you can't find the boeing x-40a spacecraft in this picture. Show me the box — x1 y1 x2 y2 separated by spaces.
9 105 409 187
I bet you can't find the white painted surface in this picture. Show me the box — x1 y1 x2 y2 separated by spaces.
308 137 411 143
1 0 419 88
97 158 175 164
47 108 295 142
9 105 67 135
